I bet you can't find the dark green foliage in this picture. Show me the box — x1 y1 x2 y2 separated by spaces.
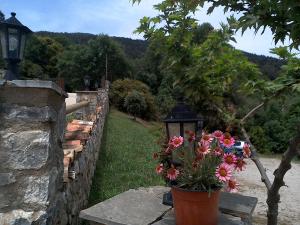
36 31 148 59
155 73 177 117
243 52 283 80
110 79 157 119
0 10 4 21
192 22 214 44
20 35 64 79
124 90 147 119
56 35 131 91
247 96 300 154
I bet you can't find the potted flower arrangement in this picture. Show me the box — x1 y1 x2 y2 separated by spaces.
154 130 251 225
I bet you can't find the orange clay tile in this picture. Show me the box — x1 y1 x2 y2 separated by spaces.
64 145 83 153
63 140 81 147
63 157 70 167
66 123 92 132
71 120 94 126
64 131 90 141
64 149 75 162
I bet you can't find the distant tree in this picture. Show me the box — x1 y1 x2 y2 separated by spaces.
20 35 64 79
193 22 214 44
0 10 4 21
86 35 131 82
124 90 147 120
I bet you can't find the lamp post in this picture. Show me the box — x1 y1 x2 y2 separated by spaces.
83 75 91 91
162 101 203 206
0 12 32 80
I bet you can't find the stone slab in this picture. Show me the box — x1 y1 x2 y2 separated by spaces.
0 79 67 97
219 192 258 219
79 186 171 225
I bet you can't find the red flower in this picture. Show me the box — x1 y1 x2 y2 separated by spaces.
197 141 210 155
156 163 164 174
226 179 239 193
213 130 223 140
167 166 180 180
185 130 196 143
170 136 184 148
243 143 251 158
213 146 224 156
223 153 237 166
192 160 199 170
235 158 246 171
201 132 213 143
215 163 232 182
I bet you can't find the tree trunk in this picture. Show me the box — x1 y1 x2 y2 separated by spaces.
266 130 300 225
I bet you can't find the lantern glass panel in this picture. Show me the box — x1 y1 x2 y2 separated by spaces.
168 122 180 139
0 29 7 58
19 33 26 60
183 122 196 141
8 28 19 58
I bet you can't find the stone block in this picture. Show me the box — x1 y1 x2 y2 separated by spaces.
23 175 50 207
0 173 16 186
80 187 171 225
0 209 46 225
1 130 50 170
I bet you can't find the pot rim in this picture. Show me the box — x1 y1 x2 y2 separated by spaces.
171 185 221 193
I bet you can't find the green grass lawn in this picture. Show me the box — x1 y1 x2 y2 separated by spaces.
88 109 164 206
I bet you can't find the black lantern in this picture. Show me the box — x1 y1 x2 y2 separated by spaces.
83 75 91 91
0 12 32 80
162 102 203 206
163 102 203 141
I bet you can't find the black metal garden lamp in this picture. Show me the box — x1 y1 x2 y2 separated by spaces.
83 75 91 91
163 101 203 141
0 12 32 80
162 101 204 206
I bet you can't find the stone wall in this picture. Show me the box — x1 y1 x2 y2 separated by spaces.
0 80 109 225
60 89 109 225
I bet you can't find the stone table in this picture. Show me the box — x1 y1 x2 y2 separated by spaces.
80 186 249 225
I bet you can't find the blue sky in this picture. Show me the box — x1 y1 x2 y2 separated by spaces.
1 0 289 57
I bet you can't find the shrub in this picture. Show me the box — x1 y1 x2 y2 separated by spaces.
110 79 157 119
124 90 147 119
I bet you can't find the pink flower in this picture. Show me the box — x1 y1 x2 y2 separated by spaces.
235 158 246 171
170 136 184 148
223 153 237 166
215 163 232 182
156 163 164 174
213 130 223 140
197 141 210 155
167 166 180 180
213 146 224 156
243 143 251 158
201 132 213 143
226 179 239 193
221 136 235 148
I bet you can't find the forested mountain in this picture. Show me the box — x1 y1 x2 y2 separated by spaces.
243 51 283 80
36 31 282 79
36 31 147 59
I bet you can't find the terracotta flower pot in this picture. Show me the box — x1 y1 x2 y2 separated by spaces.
171 186 220 225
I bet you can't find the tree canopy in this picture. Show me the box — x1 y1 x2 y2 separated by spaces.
132 0 300 49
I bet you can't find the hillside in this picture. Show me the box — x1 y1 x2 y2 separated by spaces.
36 31 147 59
35 31 283 79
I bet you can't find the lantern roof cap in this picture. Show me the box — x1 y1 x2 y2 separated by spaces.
0 12 32 33
163 102 203 122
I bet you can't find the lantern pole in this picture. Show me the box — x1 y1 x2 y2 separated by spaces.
4 60 19 80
